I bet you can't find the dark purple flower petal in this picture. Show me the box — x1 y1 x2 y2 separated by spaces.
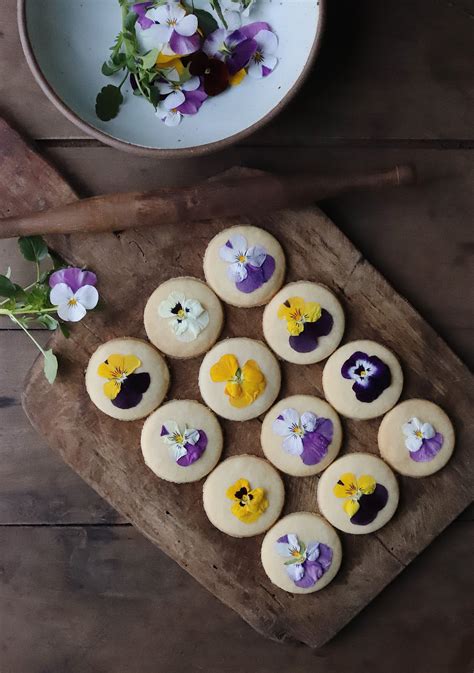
239 21 271 40
300 428 331 465
341 351 392 403
226 38 257 74
132 2 155 29
169 31 201 56
235 255 275 293
350 484 388 526
289 309 334 353
177 431 208 467
49 267 97 292
160 425 169 436
112 372 150 409
294 560 324 588
262 65 272 77
410 433 444 462
276 534 289 544
340 350 367 379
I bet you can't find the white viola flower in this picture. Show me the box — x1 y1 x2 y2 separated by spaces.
306 542 320 562
219 234 267 283
158 291 210 341
247 29 278 79
146 2 198 44
402 417 436 452
162 420 200 461
135 23 166 53
156 68 201 96
49 283 98 322
275 533 305 581
272 408 318 456
156 90 185 126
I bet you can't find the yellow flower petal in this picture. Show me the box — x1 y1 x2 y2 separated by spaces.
229 68 246 86
241 359 264 384
228 388 254 408
122 354 141 376
156 53 183 66
246 488 268 513
104 353 126 372
210 354 239 382
226 478 250 501
333 473 358 498
286 318 304 336
97 362 115 380
103 379 121 400
357 474 376 495
344 499 360 517
277 296 305 321
225 380 243 400
304 302 322 323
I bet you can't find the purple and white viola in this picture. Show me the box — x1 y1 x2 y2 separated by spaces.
49 267 99 323
272 408 333 466
161 421 207 467
341 351 392 403
219 233 275 293
402 417 444 462
275 533 333 589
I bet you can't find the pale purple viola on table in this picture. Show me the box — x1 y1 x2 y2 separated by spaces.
275 534 333 589
219 233 275 293
402 417 444 462
49 267 99 322
272 408 333 466
341 351 392 403
161 421 207 467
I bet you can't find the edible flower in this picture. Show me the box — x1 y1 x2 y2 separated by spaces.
333 472 388 526
97 354 151 409
402 417 444 463
218 233 275 293
272 408 333 466
188 51 230 96
226 478 268 523
247 28 278 78
49 267 99 322
144 2 201 55
275 533 333 588
161 420 207 466
341 351 392 403
277 296 334 354
210 354 266 408
203 28 257 75
158 291 210 340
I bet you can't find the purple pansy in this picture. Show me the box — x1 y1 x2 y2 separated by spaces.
161 422 207 467
275 534 333 589
49 267 99 322
156 69 208 125
112 372 151 409
136 2 201 56
273 408 334 466
350 484 389 526
341 351 392 403
132 2 155 30
289 310 334 353
402 417 444 462
203 28 257 75
219 233 275 294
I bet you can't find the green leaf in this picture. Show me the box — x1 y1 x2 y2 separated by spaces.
43 349 59 384
36 314 59 331
24 284 50 310
95 85 124 122
124 11 138 31
141 48 159 70
0 274 25 300
58 322 70 339
149 86 160 108
18 236 49 262
193 8 219 36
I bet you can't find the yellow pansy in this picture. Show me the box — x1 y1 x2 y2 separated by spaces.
226 478 269 524
210 354 266 408
97 354 141 400
277 297 322 336
333 472 376 517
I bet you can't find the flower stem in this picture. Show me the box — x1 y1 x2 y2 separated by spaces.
9 313 46 356
211 0 228 29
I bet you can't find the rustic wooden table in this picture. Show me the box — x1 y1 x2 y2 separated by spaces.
0 0 473 671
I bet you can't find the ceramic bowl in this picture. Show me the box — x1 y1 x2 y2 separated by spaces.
18 0 324 157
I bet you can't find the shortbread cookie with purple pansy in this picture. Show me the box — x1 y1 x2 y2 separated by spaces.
263 281 345 364
261 512 342 594
322 340 403 420
261 395 342 477
378 399 455 477
85 337 170 421
203 225 285 307
144 277 224 358
141 400 223 483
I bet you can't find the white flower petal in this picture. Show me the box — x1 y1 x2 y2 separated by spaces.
406 435 423 452
176 13 198 37
275 541 293 558
227 261 248 283
196 311 210 331
421 423 435 439
163 420 180 437
281 408 300 426
168 2 186 23
219 243 238 263
287 534 300 551
75 285 99 310
246 245 266 268
301 411 318 433
247 60 264 79
272 418 291 437
171 445 188 461
147 23 172 45
283 434 304 456
184 428 200 445
255 29 278 55
183 298 204 318
147 5 169 23
402 421 416 437
157 81 174 95
261 54 277 73
136 24 166 53
50 283 73 306
286 563 304 582
228 234 248 254
164 90 185 110
57 301 86 323
182 76 200 92
306 542 320 562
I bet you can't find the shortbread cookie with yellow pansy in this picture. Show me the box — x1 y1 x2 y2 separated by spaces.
203 225 285 307
198 337 281 421
203 455 285 538
144 277 224 359
85 337 169 421
317 453 399 535
263 282 345 364
141 400 223 483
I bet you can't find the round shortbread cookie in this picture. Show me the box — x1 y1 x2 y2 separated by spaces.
203 455 285 538
378 399 455 477
199 337 281 421
317 453 399 535
263 281 345 364
322 340 403 420
144 277 224 359
85 337 169 421
141 400 223 483
261 512 342 594
261 395 343 477
203 225 286 307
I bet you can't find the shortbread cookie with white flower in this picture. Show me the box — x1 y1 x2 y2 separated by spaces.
263 282 345 365
85 337 169 421
317 453 399 535
203 455 285 538
198 337 281 421
144 277 224 358
322 340 403 420
141 400 223 483
261 512 342 594
378 399 455 477
261 395 342 477
203 225 286 307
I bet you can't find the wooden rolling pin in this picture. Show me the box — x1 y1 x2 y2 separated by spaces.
0 165 415 239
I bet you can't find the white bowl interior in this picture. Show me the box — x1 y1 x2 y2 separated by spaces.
25 0 320 150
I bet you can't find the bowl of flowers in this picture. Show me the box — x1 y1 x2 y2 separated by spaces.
19 0 324 156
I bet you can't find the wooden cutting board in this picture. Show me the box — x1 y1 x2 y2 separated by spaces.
2 118 472 647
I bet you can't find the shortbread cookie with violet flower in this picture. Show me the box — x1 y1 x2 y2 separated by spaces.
261 395 343 477
203 225 286 307
141 400 223 483
203 455 285 538
263 282 345 365
317 453 399 535
322 340 403 420
85 337 169 421
199 337 281 421
144 277 224 358
378 399 455 477
261 512 342 594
